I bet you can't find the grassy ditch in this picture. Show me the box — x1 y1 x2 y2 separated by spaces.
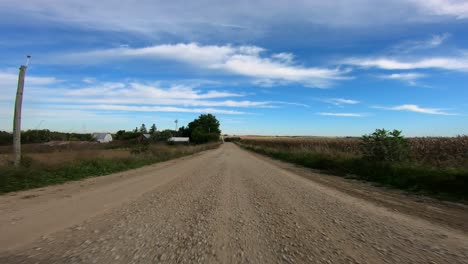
238 142 468 201
0 143 220 194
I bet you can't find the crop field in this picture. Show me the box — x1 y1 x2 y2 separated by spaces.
239 136 468 169
237 136 468 199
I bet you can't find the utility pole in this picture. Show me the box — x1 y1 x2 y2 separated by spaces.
13 56 30 167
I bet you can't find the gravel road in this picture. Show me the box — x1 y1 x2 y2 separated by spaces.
1 143 467 263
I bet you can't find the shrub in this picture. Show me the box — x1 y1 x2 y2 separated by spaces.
360 129 409 162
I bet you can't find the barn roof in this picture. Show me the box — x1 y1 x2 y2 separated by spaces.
168 137 190 142
92 133 111 140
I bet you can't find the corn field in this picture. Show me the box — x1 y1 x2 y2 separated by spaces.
240 136 468 169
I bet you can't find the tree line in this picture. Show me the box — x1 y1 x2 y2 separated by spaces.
0 114 222 146
115 114 221 144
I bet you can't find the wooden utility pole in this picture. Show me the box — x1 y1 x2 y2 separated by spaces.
13 56 30 167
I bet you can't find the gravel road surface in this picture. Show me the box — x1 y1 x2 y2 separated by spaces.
0 143 467 263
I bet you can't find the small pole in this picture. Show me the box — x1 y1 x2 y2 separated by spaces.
13 56 30 167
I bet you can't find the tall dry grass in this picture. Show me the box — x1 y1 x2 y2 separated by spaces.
240 136 468 169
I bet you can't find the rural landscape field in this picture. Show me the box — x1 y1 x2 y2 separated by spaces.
1 0 468 263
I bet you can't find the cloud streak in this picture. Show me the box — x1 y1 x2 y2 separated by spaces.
390 33 450 53
54 43 350 88
318 112 366 117
412 0 468 19
374 104 456 115
324 98 360 106
1 0 467 40
378 72 427 86
343 55 468 72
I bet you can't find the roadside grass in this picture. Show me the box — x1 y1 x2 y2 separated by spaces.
238 143 468 201
0 143 220 194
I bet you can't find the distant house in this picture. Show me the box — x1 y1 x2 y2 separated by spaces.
137 133 152 142
168 137 190 143
92 133 113 143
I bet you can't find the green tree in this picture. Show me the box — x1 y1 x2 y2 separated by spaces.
361 129 409 162
187 114 221 143
178 126 190 137
157 129 173 141
139 124 147 133
149 123 157 135
0 131 12 145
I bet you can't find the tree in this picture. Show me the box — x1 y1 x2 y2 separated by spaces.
133 127 138 133
157 129 173 141
178 126 190 137
360 129 409 162
139 124 147 133
187 114 221 143
149 123 157 135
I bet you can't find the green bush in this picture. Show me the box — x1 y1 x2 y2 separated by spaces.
361 129 409 162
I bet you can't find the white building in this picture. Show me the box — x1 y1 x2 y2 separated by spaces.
92 133 113 143
168 137 190 143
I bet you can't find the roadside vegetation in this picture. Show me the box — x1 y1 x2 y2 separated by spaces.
236 130 468 200
0 114 222 194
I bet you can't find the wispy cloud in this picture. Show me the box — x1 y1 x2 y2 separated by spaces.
378 72 427 86
1 0 466 40
324 98 360 106
318 112 366 117
0 71 60 87
412 0 468 19
55 104 246 115
1 71 309 118
391 33 450 53
343 55 468 72
374 104 456 115
53 43 351 88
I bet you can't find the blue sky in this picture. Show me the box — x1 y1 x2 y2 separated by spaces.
1 0 468 136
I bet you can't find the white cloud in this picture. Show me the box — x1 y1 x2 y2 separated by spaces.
318 112 365 117
374 104 456 115
380 73 426 80
324 98 360 106
412 0 468 19
54 43 350 88
0 71 61 101
391 33 450 53
53 104 245 115
343 55 468 71
0 71 60 87
378 72 427 85
1 0 466 40
0 71 308 120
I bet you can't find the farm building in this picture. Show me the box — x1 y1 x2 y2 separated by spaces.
138 134 152 142
168 137 190 143
92 133 113 143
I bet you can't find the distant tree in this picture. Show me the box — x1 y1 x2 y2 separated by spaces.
115 130 140 141
133 127 138 133
115 130 126 140
149 123 157 135
156 129 173 141
139 124 147 133
187 114 221 143
178 126 190 137
0 131 12 145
